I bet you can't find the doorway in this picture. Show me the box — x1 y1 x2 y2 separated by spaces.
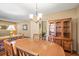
39 21 47 40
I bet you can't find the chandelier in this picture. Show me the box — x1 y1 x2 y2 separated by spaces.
29 3 43 23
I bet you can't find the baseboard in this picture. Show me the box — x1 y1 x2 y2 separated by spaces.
64 50 77 53
72 50 77 53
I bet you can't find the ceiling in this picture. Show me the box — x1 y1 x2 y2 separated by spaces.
0 3 78 22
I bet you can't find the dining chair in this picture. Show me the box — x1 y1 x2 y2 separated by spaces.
16 47 39 56
4 40 15 56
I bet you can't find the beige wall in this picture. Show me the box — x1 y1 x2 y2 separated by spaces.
44 7 79 53
17 21 31 38
16 20 40 39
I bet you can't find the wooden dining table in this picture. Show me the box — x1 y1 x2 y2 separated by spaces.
14 39 65 56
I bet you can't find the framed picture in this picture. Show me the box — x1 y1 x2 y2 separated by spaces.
0 25 8 29
23 24 28 30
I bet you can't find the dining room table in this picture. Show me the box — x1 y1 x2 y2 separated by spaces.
11 38 65 56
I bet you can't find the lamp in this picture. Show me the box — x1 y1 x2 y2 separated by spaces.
29 3 43 23
7 25 16 37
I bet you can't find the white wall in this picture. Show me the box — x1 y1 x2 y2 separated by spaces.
30 21 39 39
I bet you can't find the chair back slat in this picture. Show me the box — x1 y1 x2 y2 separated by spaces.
4 40 15 56
16 47 39 56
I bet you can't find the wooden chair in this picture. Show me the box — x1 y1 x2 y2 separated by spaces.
4 40 15 56
16 47 39 56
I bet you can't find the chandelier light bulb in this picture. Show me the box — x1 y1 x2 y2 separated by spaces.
29 14 33 19
38 13 43 18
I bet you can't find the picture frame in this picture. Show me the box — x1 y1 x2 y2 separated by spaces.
0 25 8 29
23 24 28 30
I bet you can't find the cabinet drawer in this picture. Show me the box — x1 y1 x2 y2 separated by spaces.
63 41 72 51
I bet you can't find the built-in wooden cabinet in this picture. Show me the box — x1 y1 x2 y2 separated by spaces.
48 18 72 52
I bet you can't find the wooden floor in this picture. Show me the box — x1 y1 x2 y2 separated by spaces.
0 51 79 56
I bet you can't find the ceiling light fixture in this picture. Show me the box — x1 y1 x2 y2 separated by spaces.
29 3 43 23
